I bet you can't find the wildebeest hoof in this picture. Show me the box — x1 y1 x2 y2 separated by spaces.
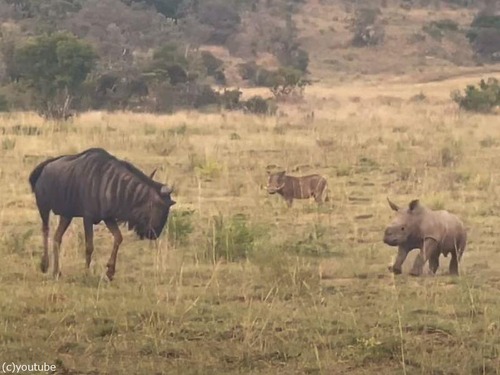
40 257 49 273
106 268 115 281
388 266 402 275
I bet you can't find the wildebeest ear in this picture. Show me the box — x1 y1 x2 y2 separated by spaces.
387 197 399 211
149 168 158 179
160 185 172 195
409 199 420 211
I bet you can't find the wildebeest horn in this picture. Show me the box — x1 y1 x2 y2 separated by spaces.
387 197 399 211
149 168 158 179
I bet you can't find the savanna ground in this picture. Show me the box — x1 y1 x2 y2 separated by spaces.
1 71 500 374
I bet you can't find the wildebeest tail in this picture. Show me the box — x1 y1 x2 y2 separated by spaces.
28 156 64 192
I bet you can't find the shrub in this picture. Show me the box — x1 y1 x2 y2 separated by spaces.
167 209 194 247
206 213 262 262
243 95 276 115
200 51 224 76
451 77 500 113
466 13 500 60
0 94 8 112
269 67 311 100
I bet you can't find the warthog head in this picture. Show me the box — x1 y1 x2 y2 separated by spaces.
267 171 286 194
383 197 422 247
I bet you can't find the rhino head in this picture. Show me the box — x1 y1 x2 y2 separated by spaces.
267 171 286 194
383 198 422 247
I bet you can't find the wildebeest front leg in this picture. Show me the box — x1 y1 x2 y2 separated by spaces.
83 217 94 269
53 216 72 279
104 219 123 281
388 246 408 274
410 238 438 277
39 208 50 273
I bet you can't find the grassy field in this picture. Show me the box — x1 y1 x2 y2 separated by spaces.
1 73 500 374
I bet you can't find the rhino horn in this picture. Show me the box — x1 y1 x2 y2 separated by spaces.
387 197 399 211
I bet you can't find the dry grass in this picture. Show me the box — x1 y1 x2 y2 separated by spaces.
1 73 500 374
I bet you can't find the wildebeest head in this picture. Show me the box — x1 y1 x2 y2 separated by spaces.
383 198 422 247
267 171 286 194
131 169 176 240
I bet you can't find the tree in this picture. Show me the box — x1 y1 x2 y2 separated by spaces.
14 32 96 119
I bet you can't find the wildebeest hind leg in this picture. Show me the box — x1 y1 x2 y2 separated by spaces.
104 219 123 281
83 217 94 269
53 216 72 279
38 206 50 273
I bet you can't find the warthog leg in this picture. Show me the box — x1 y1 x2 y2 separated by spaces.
410 238 438 277
53 216 72 279
105 219 123 281
83 217 94 269
388 246 408 274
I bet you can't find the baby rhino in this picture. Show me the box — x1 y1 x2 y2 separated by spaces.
383 198 467 276
267 171 329 207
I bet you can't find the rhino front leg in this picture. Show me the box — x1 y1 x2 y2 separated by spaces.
410 238 438 277
429 252 440 275
388 247 408 275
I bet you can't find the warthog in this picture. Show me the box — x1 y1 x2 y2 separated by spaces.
29 148 176 280
383 198 467 276
267 171 329 207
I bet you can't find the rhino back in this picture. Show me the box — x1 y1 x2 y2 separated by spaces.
420 210 466 250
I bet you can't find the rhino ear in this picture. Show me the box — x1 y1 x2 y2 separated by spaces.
387 197 399 211
149 168 158 179
409 199 420 211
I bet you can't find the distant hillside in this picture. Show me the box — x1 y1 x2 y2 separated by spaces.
0 0 499 116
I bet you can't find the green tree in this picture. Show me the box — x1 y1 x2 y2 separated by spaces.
14 32 96 119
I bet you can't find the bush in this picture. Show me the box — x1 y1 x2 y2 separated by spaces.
467 13 500 60
200 51 224 76
0 94 8 112
243 95 276 115
351 7 385 47
206 213 262 262
167 209 194 247
269 67 311 100
451 77 500 113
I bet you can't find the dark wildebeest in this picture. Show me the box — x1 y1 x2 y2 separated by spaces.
29 148 176 280
266 171 329 207
383 198 467 276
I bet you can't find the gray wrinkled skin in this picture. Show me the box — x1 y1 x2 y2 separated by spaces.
383 198 467 276
267 171 329 207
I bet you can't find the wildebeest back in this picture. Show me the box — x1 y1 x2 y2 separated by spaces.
30 148 169 229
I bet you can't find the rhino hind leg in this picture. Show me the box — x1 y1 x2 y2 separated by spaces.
449 252 459 276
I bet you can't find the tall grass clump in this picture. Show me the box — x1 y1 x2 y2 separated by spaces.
205 213 267 263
